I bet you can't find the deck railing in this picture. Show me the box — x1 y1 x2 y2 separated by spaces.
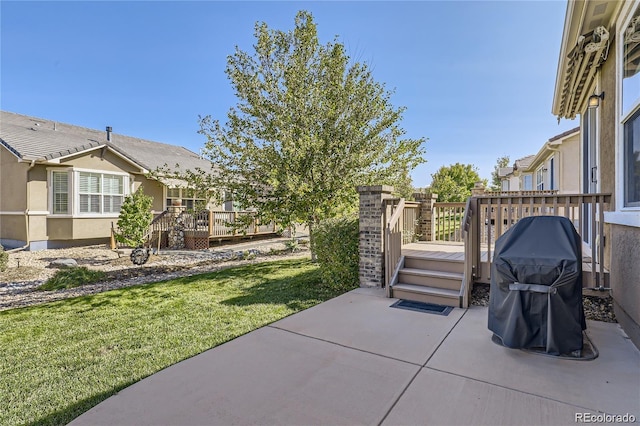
433 202 466 242
384 199 405 293
463 193 611 299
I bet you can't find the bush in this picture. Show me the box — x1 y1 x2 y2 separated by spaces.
115 189 153 247
38 267 106 291
0 245 8 272
313 216 359 292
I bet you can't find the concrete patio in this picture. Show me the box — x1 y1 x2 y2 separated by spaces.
71 288 639 425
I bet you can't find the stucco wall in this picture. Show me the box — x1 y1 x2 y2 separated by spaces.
559 134 580 193
59 150 141 174
133 175 165 212
609 224 640 349
599 33 617 202
0 216 27 243
0 145 28 212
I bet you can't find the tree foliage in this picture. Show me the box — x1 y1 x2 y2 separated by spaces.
115 189 153 247
490 155 510 191
197 10 426 254
429 163 485 202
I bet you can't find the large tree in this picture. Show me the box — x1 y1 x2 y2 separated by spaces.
198 11 426 255
490 155 510 191
429 163 485 202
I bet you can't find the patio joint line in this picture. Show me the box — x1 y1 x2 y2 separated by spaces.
423 365 608 415
376 308 470 426
266 325 423 367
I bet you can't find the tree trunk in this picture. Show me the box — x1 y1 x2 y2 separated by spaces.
307 220 317 262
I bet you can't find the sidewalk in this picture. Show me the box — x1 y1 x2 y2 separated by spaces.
70 288 639 425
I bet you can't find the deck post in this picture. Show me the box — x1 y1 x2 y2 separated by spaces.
357 185 394 288
414 191 438 241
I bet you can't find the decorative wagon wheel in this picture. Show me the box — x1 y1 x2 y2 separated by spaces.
130 247 150 265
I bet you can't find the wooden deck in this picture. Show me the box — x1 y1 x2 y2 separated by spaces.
402 241 488 262
402 241 609 294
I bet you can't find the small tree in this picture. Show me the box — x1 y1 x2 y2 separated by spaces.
490 155 510 191
115 189 153 247
196 10 426 260
430 163 486 202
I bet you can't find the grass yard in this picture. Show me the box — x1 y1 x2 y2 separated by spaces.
0 258 348 426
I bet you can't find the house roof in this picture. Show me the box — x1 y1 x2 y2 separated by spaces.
0 111 213 174
513 155 535 171
548 126 580 143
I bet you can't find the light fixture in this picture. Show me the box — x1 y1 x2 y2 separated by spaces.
588 92 605 109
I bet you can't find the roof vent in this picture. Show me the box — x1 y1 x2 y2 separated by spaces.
106 126 112 142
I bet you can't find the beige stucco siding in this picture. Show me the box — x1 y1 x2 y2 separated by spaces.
133 175 165 212
609 224 640 349
0 215 27 242
0 145 28 212
28 166 49 212
59 149 142 174
558 135 580 193
599 34 617 202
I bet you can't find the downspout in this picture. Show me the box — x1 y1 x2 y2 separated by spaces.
6 160 35 253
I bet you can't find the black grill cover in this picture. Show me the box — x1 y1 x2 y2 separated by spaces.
488 216 586 355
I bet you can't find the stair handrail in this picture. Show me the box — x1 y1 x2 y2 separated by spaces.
460 196 478 308
385 198 405 293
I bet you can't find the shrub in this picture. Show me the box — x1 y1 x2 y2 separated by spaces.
38 267 106 291
0 245 8 272
313 216 359 292
115 189 154 247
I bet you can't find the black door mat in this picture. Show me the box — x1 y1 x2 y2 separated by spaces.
491 332 599 361
390 300 453 316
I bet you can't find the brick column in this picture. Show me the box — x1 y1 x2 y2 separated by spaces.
357 185 394 288
471 182 486 196
414 192 438 241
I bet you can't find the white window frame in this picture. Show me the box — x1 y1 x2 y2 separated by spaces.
165 187 207 211
522 174 533 191
48 168 130 218
535 167 545 191
608 1 640 228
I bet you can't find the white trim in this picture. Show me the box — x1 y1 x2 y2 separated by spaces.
44 145 148 173
616 2 640 210
0 211 25 215
604 211 640 228
47 167 131 218
27 211 50 216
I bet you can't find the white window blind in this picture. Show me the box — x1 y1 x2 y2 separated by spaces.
52 171 69 214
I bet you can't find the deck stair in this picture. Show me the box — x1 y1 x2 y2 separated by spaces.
390 253 465 308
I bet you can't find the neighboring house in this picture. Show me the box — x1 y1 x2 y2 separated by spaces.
498 127 581 193
497 155 535 191
0 111 219 250
552 0 640 348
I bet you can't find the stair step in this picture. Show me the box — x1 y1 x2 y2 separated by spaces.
404 256 464 274
398 268 463 290
392 283 460 308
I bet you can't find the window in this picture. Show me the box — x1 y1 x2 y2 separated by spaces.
166 188 206 211
624 108 640 207
522 174 533 190
52 171 69 214
623 7 640 207
536 168 544 191
623 12 640 117
78 172 125 214
50 169 127 216
549 158 555 190
501 180 509 191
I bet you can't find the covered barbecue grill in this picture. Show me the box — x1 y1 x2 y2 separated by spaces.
488 216 586 355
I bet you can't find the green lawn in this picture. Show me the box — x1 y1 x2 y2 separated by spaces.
0 258 347 426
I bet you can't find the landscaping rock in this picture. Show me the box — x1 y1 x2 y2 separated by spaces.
48 258 78 269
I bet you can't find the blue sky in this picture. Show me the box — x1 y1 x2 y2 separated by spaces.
1 1 577 187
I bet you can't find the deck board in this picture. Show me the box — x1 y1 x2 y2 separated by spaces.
402 241 607 285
